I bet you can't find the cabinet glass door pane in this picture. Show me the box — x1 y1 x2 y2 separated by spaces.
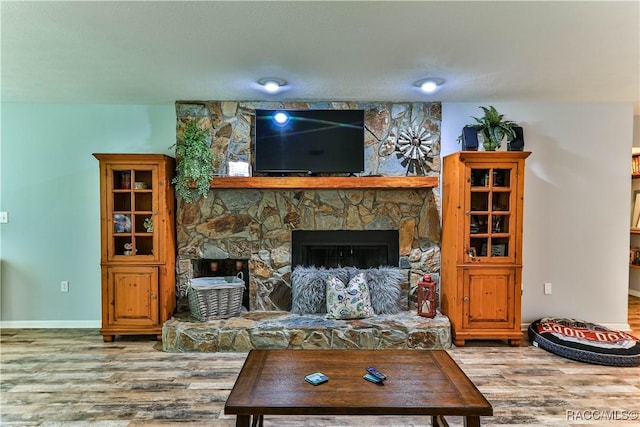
470 214 488 234
470 237 488 257
130 168 157 259
492 169 510 187
134 192 152 211
114 170 132 190
108 166 158 260
490 237 509 257
469 165 515 261
132 170 153 190
471 192 489 211
113 193 131 211
471 169 491 187
492 192 510 211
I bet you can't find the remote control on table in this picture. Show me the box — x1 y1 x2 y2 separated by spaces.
304 372 328 385
366 367 387 381
363 373 384 384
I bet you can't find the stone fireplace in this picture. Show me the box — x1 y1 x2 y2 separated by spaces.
177 186 440 311
174 101 442 313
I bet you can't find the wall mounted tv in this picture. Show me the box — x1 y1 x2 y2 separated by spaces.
254 109 365 174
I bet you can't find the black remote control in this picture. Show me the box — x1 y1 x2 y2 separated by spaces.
366 367 387 381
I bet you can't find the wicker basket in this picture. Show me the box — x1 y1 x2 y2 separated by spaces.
187 276 245 321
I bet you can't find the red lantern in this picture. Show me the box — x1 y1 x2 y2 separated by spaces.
417 274 437 318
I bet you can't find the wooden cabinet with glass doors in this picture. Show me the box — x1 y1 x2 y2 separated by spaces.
630 153 640 270
441 151 530 346
93 154 176 342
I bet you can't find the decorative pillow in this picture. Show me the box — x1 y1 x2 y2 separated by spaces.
290 266 327 314
528 317 640 367
365 266 403 314
326 272 374 320
340 266 360 282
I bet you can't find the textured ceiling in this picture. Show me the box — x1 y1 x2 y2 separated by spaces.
2 1 639 112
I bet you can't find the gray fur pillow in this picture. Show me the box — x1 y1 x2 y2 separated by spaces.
291 266 327 314
365 266 403 314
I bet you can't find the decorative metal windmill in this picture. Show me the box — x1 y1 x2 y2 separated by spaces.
395 125 436 175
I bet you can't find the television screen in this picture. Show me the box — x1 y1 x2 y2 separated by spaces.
254 109 365 174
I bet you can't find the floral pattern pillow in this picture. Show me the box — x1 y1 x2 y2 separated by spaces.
326 272 374 320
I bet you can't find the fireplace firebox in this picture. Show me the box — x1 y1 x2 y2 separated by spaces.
291 230 399 269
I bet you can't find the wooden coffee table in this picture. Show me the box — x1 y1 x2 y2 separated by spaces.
225 349 492 427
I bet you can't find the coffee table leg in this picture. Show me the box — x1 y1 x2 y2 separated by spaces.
235 415 249 427
432 415 449 426
251 415 264 427
464 415 480 427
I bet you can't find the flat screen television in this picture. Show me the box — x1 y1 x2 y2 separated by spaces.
254 109 365 174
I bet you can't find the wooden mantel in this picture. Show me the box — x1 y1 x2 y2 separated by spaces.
209 176 438 190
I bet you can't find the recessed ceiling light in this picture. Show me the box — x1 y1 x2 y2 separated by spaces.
257 78 287 94
414 78 445 94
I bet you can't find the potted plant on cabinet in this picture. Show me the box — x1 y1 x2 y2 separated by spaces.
460 106 520 151
171 120 217 204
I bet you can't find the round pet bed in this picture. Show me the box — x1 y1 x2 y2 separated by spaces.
528 317 640 367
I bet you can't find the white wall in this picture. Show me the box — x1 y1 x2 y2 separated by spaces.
443 103 633 329
1 102 634 330
0 104 175 327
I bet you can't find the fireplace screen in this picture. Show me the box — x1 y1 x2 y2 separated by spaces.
291 230 399 268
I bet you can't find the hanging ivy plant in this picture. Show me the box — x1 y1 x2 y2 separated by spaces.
171 120 216 204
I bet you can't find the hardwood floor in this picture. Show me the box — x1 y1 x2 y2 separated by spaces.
2 297 639 426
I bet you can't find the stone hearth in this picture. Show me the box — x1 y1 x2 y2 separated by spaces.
162 311 451 352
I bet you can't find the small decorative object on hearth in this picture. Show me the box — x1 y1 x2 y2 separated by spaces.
458 106 521 151
417 274 437 318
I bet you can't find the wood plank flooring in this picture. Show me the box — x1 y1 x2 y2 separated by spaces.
2 297 639 426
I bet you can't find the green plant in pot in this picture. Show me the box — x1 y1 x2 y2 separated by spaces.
464 106 519 151
171 120 217 204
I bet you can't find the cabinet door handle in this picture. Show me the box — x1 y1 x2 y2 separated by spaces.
151 294 157 300
463 297 470 302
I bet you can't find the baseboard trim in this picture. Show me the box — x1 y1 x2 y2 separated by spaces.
0 320 101 329
629 289 640 298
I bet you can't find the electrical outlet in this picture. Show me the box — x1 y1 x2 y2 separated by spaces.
544 282 552 295
60 281 69 293
0 212 8 223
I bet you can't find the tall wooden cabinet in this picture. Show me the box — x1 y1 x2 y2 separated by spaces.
441 151 530 346
630 152 640 271
93 154 176 342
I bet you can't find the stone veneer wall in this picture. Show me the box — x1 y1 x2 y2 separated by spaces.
174 101 442 311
